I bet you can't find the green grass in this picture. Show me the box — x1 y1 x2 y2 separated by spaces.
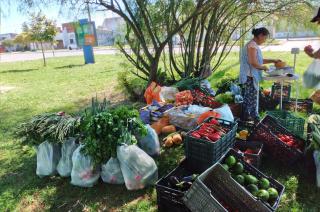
1 52 319 211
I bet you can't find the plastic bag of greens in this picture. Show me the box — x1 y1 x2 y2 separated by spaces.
101 157 124 184
36 140 61 177
117 144 158 190
71 145 100 187
137 125 160 157
57 138 79 177
314 151 320 188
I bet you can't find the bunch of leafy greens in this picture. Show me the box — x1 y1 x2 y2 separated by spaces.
81 106 147 165
16 113 81 145
215 92 234 104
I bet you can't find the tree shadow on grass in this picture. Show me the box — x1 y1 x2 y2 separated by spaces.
0 68 38 74
54 64 85 70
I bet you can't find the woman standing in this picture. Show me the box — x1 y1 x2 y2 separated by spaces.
239 27 281 122
305 7 320 59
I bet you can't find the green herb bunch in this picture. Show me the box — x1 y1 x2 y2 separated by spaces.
81 106 147 165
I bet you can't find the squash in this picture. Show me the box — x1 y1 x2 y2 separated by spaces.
161 125 176 134
275 61 286 69
172 134 183 144
151 122 162 135
164 137 174 147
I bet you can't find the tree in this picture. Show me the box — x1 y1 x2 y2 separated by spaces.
23 12 57 66
14 0 214 83
13 32 32 51
1 39 14 51
165 0 312 79
15 0 314 81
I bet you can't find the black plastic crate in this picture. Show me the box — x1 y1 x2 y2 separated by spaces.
216 149 285 211
267 110 305 138
283 98 313 114
156 159 200 212
249 115 305 165
185 118 238 172
234 140 264 168
271 83 291 102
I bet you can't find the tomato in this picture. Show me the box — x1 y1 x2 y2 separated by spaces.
287 141 294 147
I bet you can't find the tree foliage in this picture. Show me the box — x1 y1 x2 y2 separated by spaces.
23 12 58 66
15 0 315 82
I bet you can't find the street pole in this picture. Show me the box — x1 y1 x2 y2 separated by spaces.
86 1 92 23
0 3 2 62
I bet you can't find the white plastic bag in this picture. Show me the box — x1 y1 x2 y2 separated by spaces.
303 59 320 88
71 145 100 187
213 104 234 122
117 145 158 190
166 105 211 130
57 138 79 177
160 87 179 103
137 125 160 157
314 151 320 188
101 157 124 184
36 140 61 177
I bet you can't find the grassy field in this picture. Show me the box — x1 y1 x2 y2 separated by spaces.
0 52 319 211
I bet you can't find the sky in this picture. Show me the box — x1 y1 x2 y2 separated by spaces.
0 1 116 34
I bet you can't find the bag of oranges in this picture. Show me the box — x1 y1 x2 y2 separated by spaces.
144 82 161 105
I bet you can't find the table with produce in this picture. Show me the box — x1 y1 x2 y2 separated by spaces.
16 75 320 212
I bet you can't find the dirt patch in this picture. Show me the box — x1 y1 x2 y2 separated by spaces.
17 192 46 212
0 85 15 94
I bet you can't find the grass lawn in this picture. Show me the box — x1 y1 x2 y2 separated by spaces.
0 52 319 211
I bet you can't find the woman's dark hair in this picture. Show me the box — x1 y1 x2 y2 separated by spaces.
252 27 270 37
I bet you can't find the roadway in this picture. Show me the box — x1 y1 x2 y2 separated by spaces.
0 38 319 63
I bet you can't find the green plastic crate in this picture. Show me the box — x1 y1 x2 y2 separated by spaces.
266 110 305 138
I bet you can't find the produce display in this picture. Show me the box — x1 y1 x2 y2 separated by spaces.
139 101 174 124
175 90 194 106
190 118 229 143
167 174 198 191
163 132 183 148
81 106 147 165
192 89 222 109
271 82 291 101
277 133 303 150
220 155 280 206
215 92 234 104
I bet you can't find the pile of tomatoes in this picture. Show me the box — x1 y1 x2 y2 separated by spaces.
277 134 302 150
190 118 228 142
192 89 222 109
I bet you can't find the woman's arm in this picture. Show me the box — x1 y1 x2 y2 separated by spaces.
263 59 281 64
248 47 268 70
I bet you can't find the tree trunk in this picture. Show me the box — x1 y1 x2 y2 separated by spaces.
52 44 55 57
40 42 46 67
148 54 161 84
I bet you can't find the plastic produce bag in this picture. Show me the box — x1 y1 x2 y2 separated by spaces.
101 157 124 184
303 59 320 88
71 145 100 187
137 125 160 157
200 79 216 96
36 140 61 177
117 145 158 190
213 104 234 123
314 151 320 188
57 138 79 177
166 105 211 130
160 87 179 103
144 82 161 104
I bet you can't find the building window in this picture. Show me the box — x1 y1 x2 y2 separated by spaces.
70 39 74 44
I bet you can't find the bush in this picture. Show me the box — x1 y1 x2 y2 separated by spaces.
117 71 147 102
